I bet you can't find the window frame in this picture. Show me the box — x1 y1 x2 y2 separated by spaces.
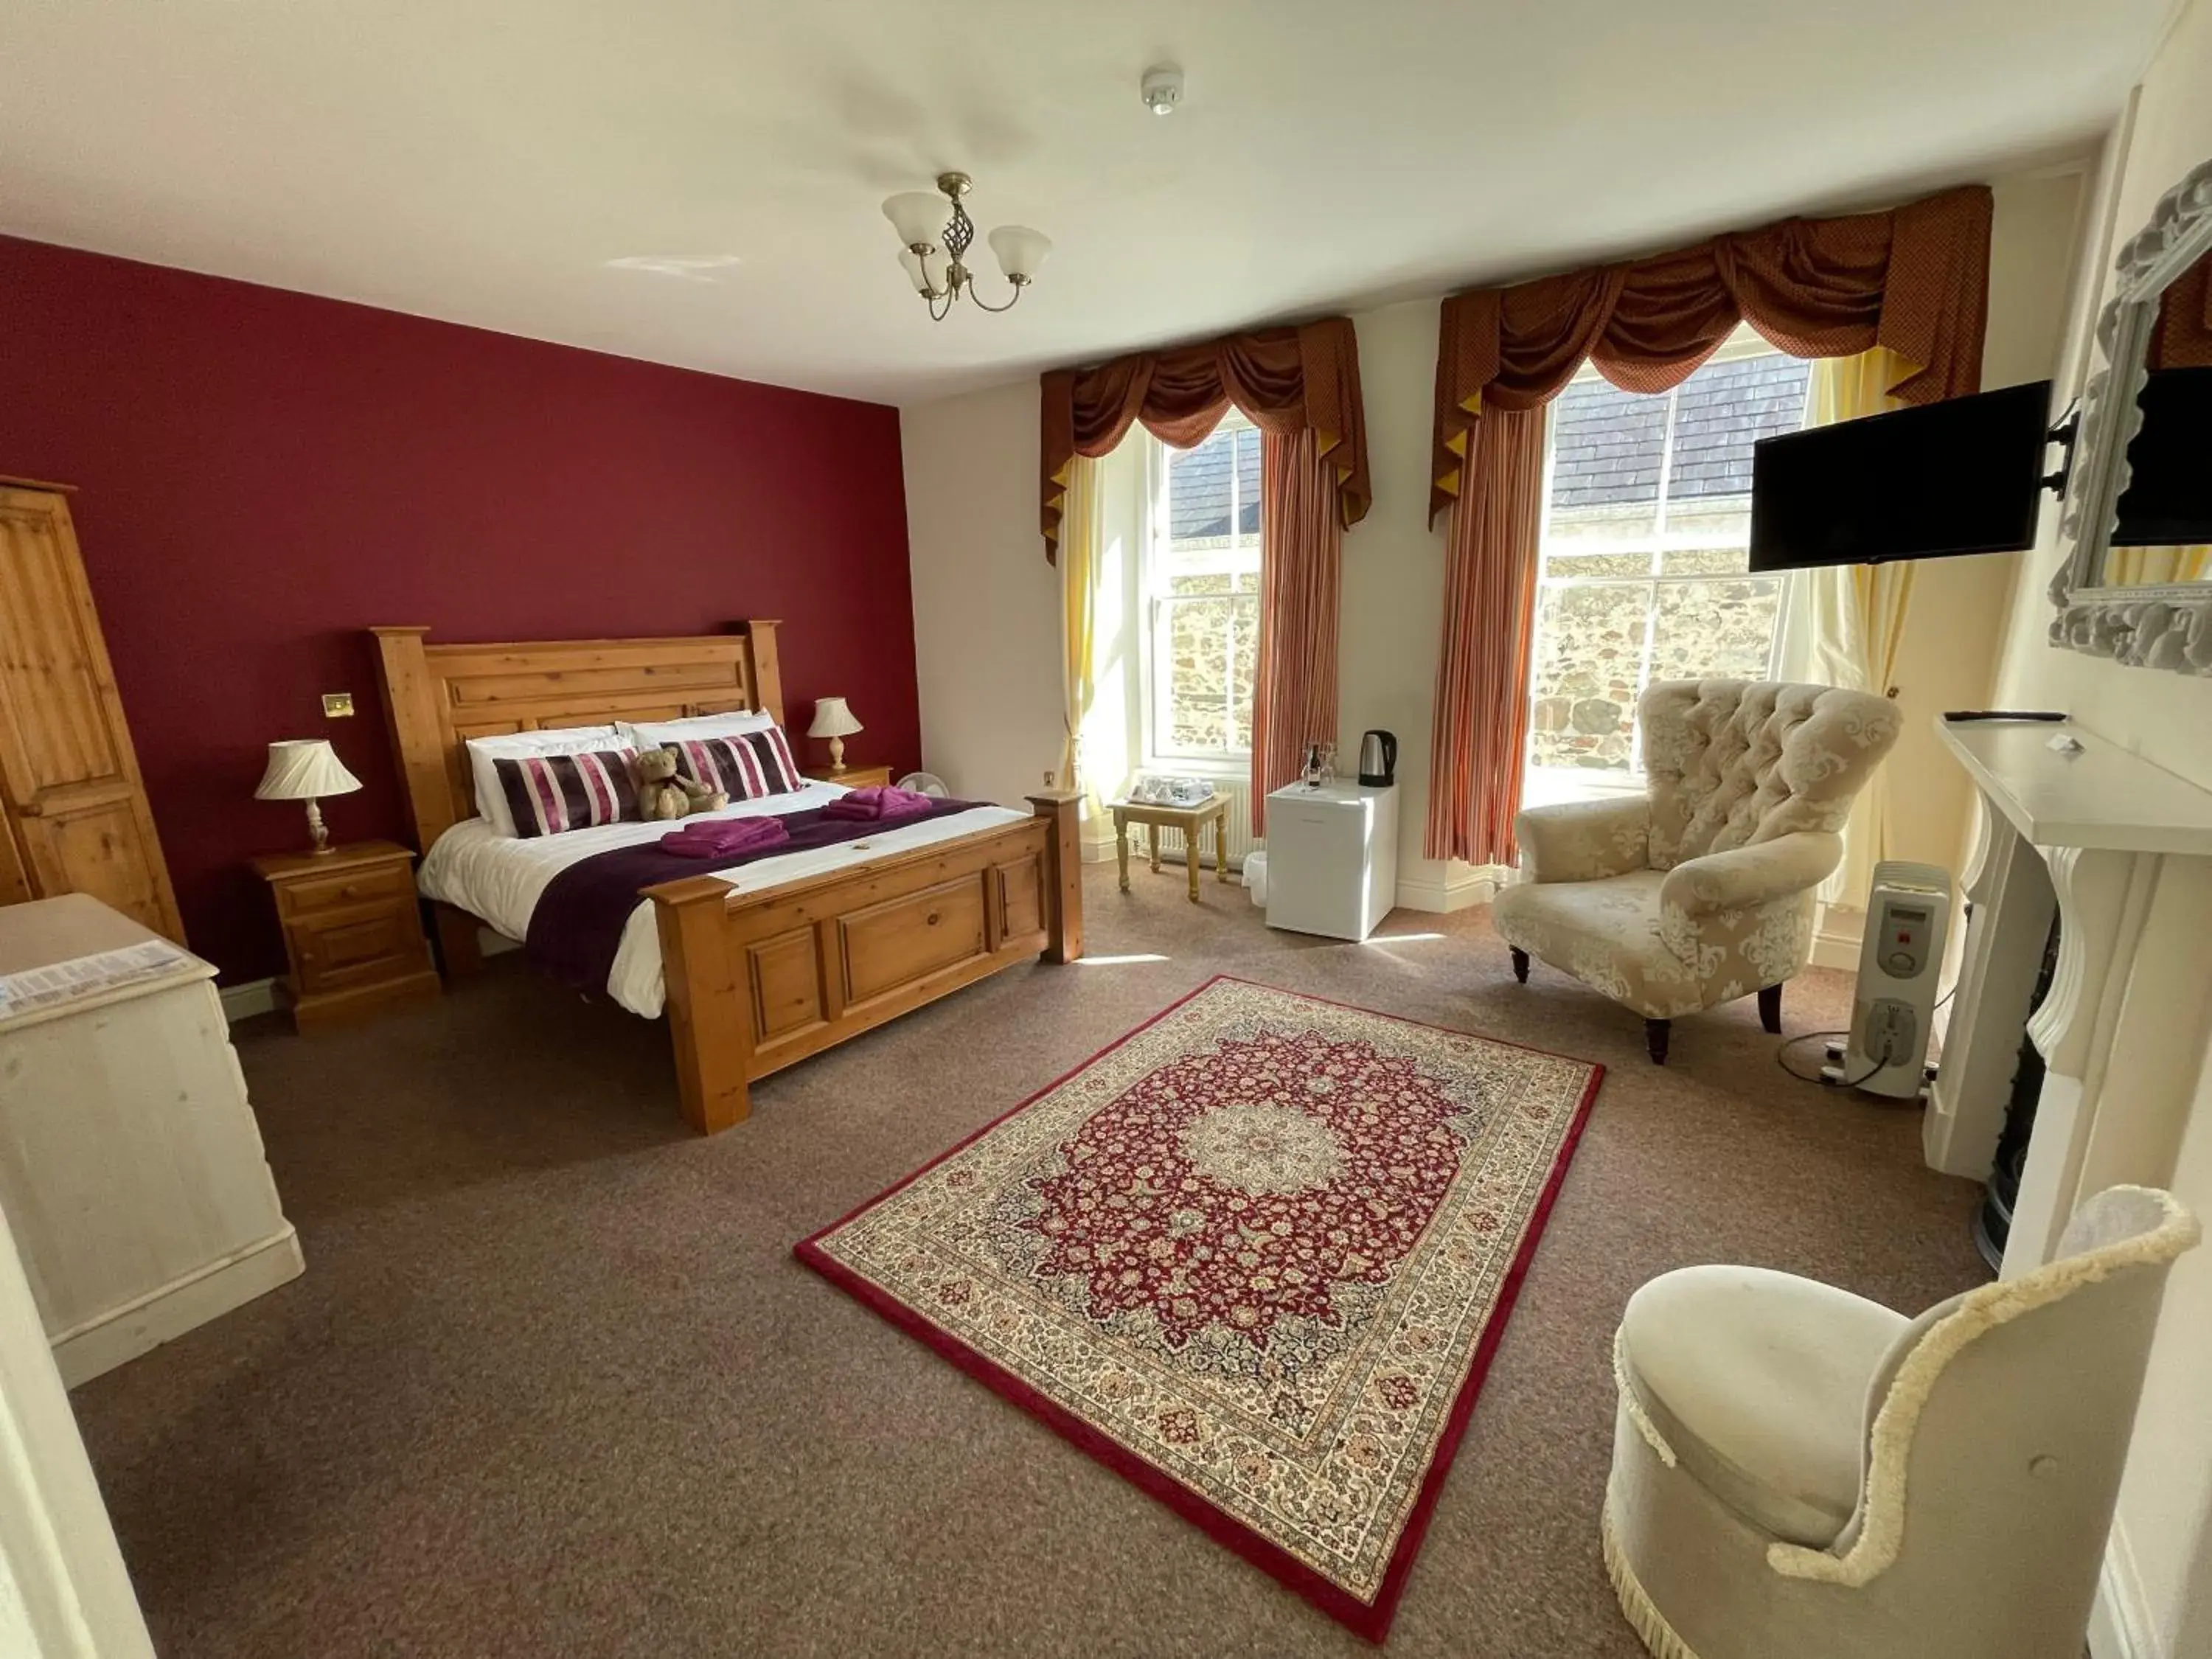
1525 332 1797 794
1139 414 1265 770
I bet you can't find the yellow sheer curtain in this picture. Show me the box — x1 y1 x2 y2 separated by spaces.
1057 455 1105 815
2108 545 2212 583
1786 347 1912 914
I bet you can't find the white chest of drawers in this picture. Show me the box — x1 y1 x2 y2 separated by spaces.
1263 782 1399 942
0 895 301 1385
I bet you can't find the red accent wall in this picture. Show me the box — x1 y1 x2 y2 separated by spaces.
0 234 919 983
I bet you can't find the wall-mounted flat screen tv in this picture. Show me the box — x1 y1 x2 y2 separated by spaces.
1748 379 2053 571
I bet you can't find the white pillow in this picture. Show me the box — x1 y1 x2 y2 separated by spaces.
619 709 776 751
466 726 626 838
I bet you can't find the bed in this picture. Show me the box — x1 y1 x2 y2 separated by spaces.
372 624 1082 1135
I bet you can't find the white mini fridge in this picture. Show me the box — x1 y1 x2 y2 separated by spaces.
1263 782 1398 941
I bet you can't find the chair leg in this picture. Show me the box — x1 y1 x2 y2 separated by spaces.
1758 982 1783 1034
1645 1018 1671 1065
1509 947 1529 984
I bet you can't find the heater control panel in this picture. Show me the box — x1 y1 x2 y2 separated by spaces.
1876 899 1933 979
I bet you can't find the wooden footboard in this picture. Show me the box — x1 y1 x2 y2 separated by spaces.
646 793 1083 1135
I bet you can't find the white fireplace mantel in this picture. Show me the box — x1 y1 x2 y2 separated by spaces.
1930 717 2212 1276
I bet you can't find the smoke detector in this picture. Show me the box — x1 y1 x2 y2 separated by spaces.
1141 66 1183 116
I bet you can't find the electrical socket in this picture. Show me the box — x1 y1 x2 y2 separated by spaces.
322 692 355 718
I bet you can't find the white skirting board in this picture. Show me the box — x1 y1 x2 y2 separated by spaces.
1809 902 1867 971
51 1225 303 1388
2090 1520 2162 1659
1394 868 1498 914
219 977 277 1022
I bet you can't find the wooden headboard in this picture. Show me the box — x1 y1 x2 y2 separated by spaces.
369 622 784 850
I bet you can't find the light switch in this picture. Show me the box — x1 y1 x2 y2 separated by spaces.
322 692 355 718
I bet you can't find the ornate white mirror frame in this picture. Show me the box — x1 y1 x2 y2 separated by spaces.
2048 156 2212 674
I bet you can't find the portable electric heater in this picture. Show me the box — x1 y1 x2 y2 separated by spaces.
1831 861 1952 1099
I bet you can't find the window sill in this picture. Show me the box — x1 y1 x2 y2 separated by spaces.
1521 770 1645 810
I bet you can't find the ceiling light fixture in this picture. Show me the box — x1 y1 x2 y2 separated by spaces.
881 173 1049 321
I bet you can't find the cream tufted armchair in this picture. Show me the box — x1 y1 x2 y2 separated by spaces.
1493 680 1901 1062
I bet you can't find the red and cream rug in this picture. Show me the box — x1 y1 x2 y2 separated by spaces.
796 977 1602 1641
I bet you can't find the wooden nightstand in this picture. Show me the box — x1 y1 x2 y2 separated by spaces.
251 840 440 1032
805 764 896 789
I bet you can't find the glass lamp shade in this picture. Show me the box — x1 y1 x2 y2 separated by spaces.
897 247 933 295
987 224 1052 282
807 696 864 740
254 738 362 801
882 192 947 251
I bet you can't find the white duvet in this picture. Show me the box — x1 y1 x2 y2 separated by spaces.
416 782 1026 1018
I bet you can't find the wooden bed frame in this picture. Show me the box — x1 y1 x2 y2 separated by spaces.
371 622 1082 1134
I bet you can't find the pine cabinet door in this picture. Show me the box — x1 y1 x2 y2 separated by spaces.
0 486 185 942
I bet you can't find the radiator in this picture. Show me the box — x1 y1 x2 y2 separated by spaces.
1139 779 1259 873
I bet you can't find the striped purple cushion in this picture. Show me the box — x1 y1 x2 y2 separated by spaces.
493 748 641 839
666 727 804 801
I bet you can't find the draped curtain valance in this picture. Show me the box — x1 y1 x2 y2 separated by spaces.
1040 316 1370 561
1428 185 1994 523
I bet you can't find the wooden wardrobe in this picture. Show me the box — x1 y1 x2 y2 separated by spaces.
0 481 184 944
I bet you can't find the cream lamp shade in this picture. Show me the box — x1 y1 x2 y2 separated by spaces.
255 739 361 855
807 698 863 740
807 697 863 773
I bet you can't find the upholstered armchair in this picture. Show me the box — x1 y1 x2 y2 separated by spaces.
1493 680 1901 1062
1604 1186 2200 1659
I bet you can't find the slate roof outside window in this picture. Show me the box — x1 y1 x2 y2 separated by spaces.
1550 352 1809 510
1169 422 1262 541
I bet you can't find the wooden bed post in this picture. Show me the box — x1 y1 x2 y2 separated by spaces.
370 627 462 850
648 877 755 1134
374 627 482 981
729 619 784 728
1027 790 1085 964
430 905 484 980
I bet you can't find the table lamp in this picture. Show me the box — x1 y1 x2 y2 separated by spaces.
808 696 863 774
256 739 362 855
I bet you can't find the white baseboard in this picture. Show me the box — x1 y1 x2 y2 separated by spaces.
218 978 277 1023
52 1226 303 1388
1809 904 1866 973
2090 1519 2163 1659
1395 869 1498 915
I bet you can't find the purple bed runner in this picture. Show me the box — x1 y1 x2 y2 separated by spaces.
525 799 981 998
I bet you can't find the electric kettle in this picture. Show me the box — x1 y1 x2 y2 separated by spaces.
1357 729 1397 787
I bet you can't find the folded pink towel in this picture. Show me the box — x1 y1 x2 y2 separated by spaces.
822 785 936 822
657 815 793 859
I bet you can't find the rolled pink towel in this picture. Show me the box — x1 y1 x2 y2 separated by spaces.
822 785 936 821
658 815 793 858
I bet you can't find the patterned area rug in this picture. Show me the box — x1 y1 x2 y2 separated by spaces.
796 977 1603 1641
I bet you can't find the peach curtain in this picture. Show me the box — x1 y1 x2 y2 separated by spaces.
1249 431 1343 835
2151 251 2212 369
1040 317 1369 561
1425 410 1547 865
1422 185 1992 865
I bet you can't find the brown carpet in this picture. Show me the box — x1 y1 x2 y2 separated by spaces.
69 866 1989 1658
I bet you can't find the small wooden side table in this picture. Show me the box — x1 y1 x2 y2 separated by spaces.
806 764 896 790
251 840 440 1032
1108 796 1234 903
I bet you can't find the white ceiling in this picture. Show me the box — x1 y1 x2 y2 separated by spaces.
0 1 2176 407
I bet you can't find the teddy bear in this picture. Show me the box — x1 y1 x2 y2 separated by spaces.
635 745 728 821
